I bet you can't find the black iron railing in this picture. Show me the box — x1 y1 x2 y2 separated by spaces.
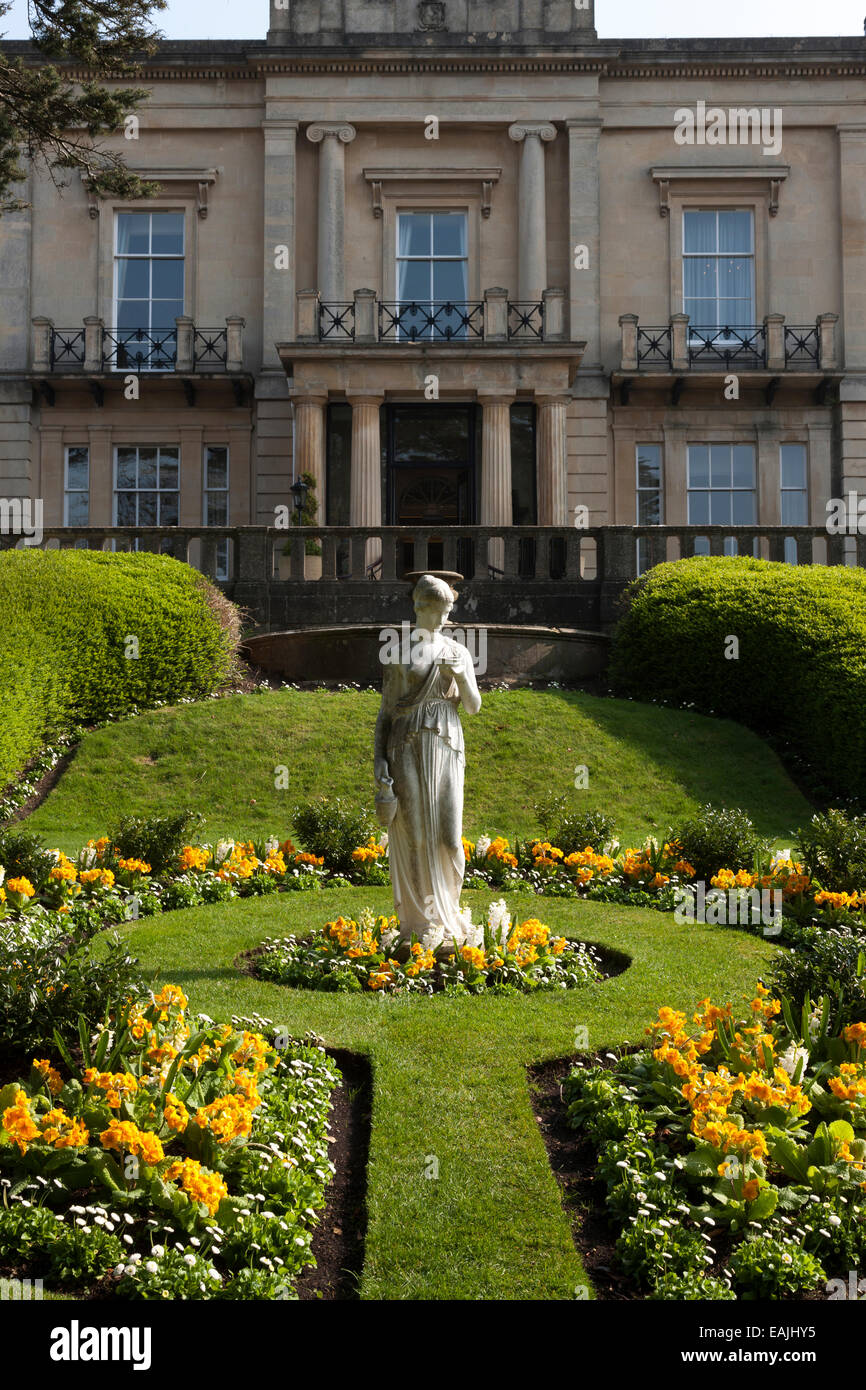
50 329 86 367
784 325 820 368
378 301 484 341
103 328 177 371
507 302 544 339
193 328 228 367
637 325 673 366
688 326 766 370
319 303 355 340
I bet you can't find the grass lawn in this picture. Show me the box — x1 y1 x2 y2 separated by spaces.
25 688 812 854
122 886 778 1300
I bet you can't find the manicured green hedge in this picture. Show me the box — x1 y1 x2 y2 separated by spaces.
0 549 238 790
609 556 866 804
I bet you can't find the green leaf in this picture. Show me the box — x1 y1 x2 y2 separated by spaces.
77 1015 92 1070
52 1028 79 1078
682 1148 719 1180
828 1119 855 1144
749 1186 778 1220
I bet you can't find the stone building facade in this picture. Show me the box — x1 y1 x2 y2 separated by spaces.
0 0 863 586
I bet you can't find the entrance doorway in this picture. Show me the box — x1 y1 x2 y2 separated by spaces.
386 403 477 573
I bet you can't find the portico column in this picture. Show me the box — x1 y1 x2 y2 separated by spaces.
507 122 556 304
306 123 356 304
290 391 327 523
348 393 383 573
536 395 569 526
479 393 514 575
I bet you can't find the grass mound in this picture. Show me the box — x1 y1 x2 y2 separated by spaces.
22 687 812 854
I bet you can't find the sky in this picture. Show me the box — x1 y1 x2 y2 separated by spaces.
0 0 862 41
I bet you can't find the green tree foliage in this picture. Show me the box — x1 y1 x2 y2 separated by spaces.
0 0 166 211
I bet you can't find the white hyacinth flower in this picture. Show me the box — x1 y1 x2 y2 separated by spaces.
778 1043 810 1078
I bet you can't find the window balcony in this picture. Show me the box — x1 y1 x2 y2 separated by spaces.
299 288 564 344
617 312 839 403
31 315 246 375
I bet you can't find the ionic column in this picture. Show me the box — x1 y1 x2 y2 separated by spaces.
479 393 514 575
348 393 383 573
290 391 327 521
536 395 569 526
508 122 556 304
306 123 356 305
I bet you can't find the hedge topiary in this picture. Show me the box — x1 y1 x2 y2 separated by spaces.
0 548 239 791
608 556 866 804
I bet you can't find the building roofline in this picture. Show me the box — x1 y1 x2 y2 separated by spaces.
2 33 866 78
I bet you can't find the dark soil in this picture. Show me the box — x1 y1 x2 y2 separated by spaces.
295 1048 371 1301
528 1053 644 1301
4 747 78 825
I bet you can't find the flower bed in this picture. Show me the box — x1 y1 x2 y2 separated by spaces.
0 985 339 1300
4 813 866 964
255 901 603 996
563 983 866 1300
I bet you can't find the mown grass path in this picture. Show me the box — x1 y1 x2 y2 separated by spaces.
125 888 776 1300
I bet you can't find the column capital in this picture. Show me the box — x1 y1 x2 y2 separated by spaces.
346 392 384 408
508 122 556 144
306 122 356 145
288 389 329 408
477 391 515 408
534 392 572 407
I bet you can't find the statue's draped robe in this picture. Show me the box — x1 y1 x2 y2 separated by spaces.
382 643 467 948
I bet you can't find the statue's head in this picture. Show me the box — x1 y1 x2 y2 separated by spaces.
412 573 456 630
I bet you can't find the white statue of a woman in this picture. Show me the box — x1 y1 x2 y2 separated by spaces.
374 574 482 952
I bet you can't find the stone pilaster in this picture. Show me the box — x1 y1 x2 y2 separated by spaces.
536 395 569 526
566 119 602 363
507 122 555 305
262 120 298 366
306 123 356 305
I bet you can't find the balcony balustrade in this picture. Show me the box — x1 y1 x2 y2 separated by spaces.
31 316 246 374
619 313 838 374
299 286 566 344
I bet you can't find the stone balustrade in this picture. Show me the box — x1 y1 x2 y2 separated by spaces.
0 523 855 632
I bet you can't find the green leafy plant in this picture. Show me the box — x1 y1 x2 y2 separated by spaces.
0 917 144 1055
0 828 53 889
649 1271 736 1300
670 803 760 881
532 797 616 854
797 809 866 893
728 1236 826 1299
292 797 377 878
107 810 204 876
284 472 321 557
770 930 866 1028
